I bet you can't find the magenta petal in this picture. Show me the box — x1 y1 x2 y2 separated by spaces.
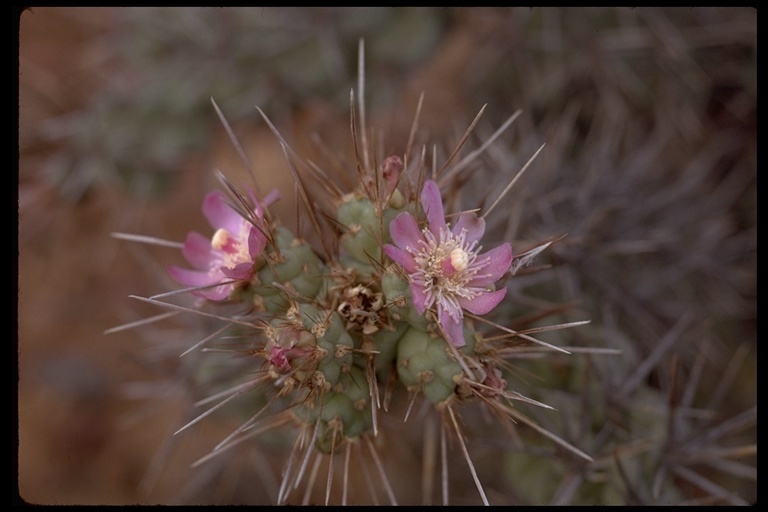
198 285 232 301
221 262 252 280
469 243 512 286
182 231 217 270
384 244 417 273
247 225 266 258
409 283 430 315
262 188 281 207
421 180 446 238
459 287 507 315
168 266 233 300
202 190 241 233
168 265 221 287
438 307 466 347
249 188 280 217
453 213 485 245
389 211 423 250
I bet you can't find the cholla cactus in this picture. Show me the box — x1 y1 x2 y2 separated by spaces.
110 41 596 505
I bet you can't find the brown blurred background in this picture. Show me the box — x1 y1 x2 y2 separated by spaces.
18 7 756 505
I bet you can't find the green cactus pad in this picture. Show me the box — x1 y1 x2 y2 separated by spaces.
396 326 462 405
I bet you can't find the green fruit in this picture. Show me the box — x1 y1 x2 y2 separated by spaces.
381 269 430 331
313 366 372 453
297 304 354 387
396 326 462 405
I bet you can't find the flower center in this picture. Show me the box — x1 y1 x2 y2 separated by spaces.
211 225 251 269
449 247 469 272
409 227 481 319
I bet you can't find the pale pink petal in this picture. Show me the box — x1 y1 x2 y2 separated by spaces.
438 307 466 347
409 282 430 315
469 243 512 286
182 231 217 270
389 211 423 250
421 180 446 238
453 213 485 245
247 225 267 259
168 266 234 300
221 262 253 280
458 287 507 315
262 188 281 207
384 244 418 273
250 188 280 217
202 190 242 233
168 265 221 287
198 285 233 301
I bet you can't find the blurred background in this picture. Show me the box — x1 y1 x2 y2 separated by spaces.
17 7 755 505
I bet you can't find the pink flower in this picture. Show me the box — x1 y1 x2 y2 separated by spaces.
383 180 512 347
168 189 278 301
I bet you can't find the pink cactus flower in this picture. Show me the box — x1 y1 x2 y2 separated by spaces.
168 188 278 301
383 180 512 347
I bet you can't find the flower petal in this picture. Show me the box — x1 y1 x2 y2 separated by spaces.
458 287 507 315
247 225 267 259
198 286 233 301
384 244 418 273
221 262 253 280
438 307 466 347
168 265 221 287
409 282 430 315
249 188 280 217
421 180 446 238
389 211 423 251
261 188 281 207
453 212 485 245
182 231 218 270
168 266 233 300
202 190 242 233
469 243 512 287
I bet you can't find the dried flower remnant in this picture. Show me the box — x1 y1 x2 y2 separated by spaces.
384 180 512 347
